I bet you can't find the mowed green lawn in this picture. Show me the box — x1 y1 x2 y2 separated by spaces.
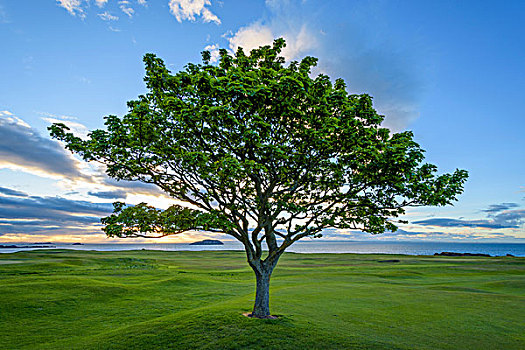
0 250 523 349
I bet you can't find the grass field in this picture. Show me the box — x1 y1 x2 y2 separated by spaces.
0 249 524 349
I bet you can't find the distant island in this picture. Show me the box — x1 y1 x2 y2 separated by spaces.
72 243 84 246
189 239 223 246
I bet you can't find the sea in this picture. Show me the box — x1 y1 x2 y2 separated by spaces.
1 241 524 257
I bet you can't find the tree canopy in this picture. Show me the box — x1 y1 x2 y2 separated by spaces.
49 38 468 317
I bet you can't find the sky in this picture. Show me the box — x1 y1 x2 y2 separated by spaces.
0 0 524 243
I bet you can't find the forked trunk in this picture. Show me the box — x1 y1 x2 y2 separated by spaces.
249 254 281 318
251 270 272 318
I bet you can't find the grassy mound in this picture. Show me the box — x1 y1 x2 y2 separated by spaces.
1 250 523 349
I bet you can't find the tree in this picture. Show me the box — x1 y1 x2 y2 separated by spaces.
49 39 468 318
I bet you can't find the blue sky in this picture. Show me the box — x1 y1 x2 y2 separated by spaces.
0 0 523 243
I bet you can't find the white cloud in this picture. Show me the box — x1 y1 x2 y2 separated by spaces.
41 116 90 139
168 0 221 25
119 0 135 17
281 24 316 61
265 0 293 12
95 0 108 7
228 23 274 53
227 22 316 61
109 26 121 32
1 114 31 128
203 44 220 63
98 11 119 21
56 0 86 18
57 0 140 19
38 111 77 121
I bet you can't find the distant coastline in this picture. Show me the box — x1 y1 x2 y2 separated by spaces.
0 241 524 256
0 244 56 249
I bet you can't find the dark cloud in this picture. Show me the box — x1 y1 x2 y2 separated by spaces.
0 116 87 179
0 191 113 236
395 229 505 237
414 218 508 229
0 186 28 197
88 190 127 199
319 228 511 241
492 209 525 228
0 195 112 215
393 229 431 236
414 210 525 229
482 203 519 213
0 116 162 199
100 177 164 196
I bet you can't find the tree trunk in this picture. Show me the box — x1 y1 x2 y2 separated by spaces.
251 269 272 318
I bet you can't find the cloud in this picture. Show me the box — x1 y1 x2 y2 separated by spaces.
56 0 86 18
482 203 519 214
414 210 525 229
227 23 274 53
320 227 513 242
119 1 135 17
99 176 164 196
0 186 190 240
0 114 87 180
224 1 318 61
95 0 108 7
0 187 28 197
0 195 112 216
56 0 217 25
0 190 113 236
226 21 316 62
0 116 184 240
38 111 78 121
56 0 138 19
98 11 119 21
203 44 220 63
168 0 221 25
1 113 165 200
41 115 90 138
492 209 525 228
414 218 505 229
88 190 127 199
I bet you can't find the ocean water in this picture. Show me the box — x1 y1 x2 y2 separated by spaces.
1 241 524 257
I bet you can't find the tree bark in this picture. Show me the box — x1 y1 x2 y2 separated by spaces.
248 253 282 318
251 269 272 318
